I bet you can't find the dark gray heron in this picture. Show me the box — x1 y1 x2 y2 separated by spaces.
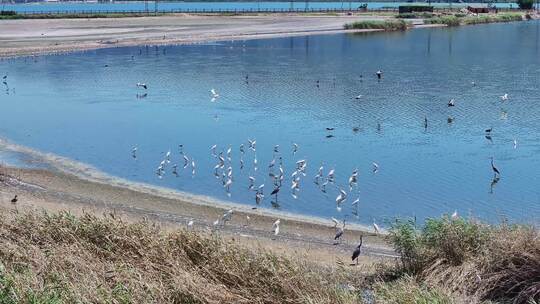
351 235 363 265
333 220 346 245
490 157 501 176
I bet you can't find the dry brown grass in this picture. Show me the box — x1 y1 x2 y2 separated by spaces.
388 217 540 304
0 210 366 304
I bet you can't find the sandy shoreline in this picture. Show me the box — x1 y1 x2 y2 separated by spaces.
0 164 396 263
0 14 396 58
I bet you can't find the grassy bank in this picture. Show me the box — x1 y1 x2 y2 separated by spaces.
344 19 409 31
0 210 537 303
0 211 365 303
424 13 524 26
387 216 540 304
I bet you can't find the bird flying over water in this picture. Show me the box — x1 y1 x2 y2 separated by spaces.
448 99 455 107
136 82 147 89
500 93 508 101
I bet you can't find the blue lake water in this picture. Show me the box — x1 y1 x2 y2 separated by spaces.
2 1 521 13
1 21 539 227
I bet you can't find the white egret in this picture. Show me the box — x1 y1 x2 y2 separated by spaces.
373 221 380 234
272 219 281 236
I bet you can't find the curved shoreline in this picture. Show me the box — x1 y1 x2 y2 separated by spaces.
0 136 397 265
0 14 398 58
0 137 376 233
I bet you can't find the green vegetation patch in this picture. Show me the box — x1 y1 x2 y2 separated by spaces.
344 19 409 31
425 13 524 26
387 216 540 304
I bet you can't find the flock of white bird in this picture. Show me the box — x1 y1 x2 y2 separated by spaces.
131 75 514 263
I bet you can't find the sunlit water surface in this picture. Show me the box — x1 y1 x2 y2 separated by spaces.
1 21 540 227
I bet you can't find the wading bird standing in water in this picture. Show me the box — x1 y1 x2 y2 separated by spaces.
490 157 500 177
351 235 363 265
292 143 298 155
210 88 219 101
372 162 379 173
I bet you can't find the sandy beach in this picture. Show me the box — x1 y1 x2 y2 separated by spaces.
0 14 394 57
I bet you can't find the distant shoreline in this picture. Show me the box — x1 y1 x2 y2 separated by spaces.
1 12 535 59
0 14 394 58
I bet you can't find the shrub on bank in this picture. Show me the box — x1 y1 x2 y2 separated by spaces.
0 10 17 16
344 19 408 31
464 13 523 25
425 13 524 26
387 216 540 304
424 15 461 26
